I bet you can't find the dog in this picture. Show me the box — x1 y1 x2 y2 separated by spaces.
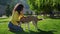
19 16 43 30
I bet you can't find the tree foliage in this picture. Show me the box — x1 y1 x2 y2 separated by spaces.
27 0 40 11
5 4 12 17
27 0 60 14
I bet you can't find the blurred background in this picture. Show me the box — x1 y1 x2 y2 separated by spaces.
0 0 30 17
0 0 60 19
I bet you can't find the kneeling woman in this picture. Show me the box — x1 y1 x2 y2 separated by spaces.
8 3 24 32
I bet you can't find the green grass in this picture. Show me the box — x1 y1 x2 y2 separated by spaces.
0 17 60 34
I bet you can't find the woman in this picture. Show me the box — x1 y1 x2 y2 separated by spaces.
8 3 24 32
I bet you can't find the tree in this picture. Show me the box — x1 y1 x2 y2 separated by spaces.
5 4 12 17
27 0 40 13
27 0 51 14
27 0 54 15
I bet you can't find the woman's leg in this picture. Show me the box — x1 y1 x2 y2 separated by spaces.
8 22 15 31
8 22 23 32
14 25 23 32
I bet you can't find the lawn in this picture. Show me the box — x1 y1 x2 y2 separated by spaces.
0 16 60 34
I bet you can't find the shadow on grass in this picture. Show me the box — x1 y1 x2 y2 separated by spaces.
9 30 29 34
9 29 56 34
29 29 56 34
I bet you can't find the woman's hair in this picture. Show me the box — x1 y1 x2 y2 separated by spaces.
13 3 24 14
